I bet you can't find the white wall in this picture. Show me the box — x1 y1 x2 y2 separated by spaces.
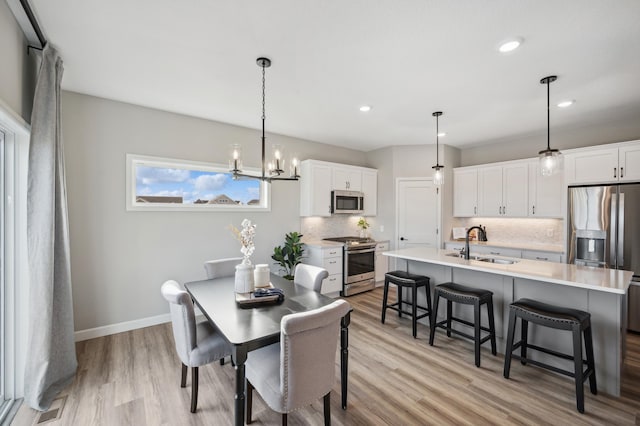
61 91 367 332
460 112 640 166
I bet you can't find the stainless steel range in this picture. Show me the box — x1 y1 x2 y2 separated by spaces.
323 236 376 296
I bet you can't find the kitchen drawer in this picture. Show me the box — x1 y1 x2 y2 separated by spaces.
376 241 390 251
323 246 343 258
321 274 342 294
445 242 464 252
474 246 522 258
322 257 342 275
522 250 562 263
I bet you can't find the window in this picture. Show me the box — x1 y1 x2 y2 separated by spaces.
126 154 271 211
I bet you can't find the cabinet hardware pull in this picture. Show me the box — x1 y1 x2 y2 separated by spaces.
621 167 624 178
532 205 535 215
614 167 617 178
329 261 336 264
503 206 506 215
535 257 548 261
474 206 477 215
490 251 500 255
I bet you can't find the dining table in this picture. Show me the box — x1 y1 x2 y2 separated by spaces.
184 273 352 426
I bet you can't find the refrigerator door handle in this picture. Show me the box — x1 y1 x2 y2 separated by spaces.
618 193 625 270
610 193 617 269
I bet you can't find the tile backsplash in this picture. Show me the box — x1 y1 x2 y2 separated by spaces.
301 216 377 241
452 217 564 246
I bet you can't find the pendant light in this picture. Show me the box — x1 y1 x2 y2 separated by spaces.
229 57 300 182
432 111 444 185
539 75 562 176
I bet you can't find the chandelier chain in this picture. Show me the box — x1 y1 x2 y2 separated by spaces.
261 63 266 121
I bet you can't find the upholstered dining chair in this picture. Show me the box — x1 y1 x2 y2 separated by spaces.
161 280 231 413
294 263 329 293
203 257 243 279
245 299 351 425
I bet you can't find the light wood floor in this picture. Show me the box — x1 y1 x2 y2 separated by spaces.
13 288 640 425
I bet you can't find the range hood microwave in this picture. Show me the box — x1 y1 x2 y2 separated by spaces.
331 190 364 214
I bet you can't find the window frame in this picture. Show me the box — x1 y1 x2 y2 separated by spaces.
125 154 271 212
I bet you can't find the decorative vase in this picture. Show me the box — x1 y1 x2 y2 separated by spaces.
235 263 255 293
359 228 368 239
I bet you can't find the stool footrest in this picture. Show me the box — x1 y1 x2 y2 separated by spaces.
434 319 493 343
510 354 595 382
386 302 431 320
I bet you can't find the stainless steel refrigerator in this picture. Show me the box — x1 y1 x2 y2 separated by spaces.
568 184 640 332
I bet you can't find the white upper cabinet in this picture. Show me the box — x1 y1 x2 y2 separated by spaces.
565 142 640 185
453 168 478 217
618 144 640 182
332 167 362 191
299 161 332 217
478 162 528 217
361 170 377 216
300 160 377 217
528 160 563 218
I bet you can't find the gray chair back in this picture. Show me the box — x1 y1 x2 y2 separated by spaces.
204 257 243 279
294 263 329 292
161 280 196 365
279 299 351 411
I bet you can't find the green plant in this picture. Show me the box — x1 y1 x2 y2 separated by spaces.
357 217 369 229
271 232 305 280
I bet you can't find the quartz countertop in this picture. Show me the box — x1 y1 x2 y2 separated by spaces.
302 240 344 248
446 240 564 254
384 247 632 294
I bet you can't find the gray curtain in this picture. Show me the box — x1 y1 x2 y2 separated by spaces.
24 44 77 411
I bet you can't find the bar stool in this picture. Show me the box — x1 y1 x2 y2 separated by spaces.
503 298 597 413
381 271 432 338
429 282 497 367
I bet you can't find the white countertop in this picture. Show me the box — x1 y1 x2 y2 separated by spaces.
446 240 564 254
302 240 344 248
384 247 633 294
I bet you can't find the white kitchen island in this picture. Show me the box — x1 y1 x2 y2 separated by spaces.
384 247 633 397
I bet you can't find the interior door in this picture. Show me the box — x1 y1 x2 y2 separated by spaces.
397 179 439 249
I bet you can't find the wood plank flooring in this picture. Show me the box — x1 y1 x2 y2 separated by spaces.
13 288 640 425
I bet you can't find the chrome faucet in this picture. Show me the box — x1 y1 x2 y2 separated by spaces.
464 226 487 260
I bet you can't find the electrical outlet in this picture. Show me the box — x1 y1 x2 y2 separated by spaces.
380 225 384 233
546 229 554 237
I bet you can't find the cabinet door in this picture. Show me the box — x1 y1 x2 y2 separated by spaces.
618 143 640 182
502 163 528 217
453 168 478 217
332 168 362 191
565 148 619 185
528 161 563 217
361 170 377 216
478 166 503 216
300 162 332 216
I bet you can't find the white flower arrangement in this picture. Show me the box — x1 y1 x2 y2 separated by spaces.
229 219 257 265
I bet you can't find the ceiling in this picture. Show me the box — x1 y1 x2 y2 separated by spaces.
30 0 640 152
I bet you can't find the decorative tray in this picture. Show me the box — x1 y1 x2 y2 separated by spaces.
236 283 283 308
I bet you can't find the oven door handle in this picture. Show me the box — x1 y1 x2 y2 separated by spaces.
346 247 376 255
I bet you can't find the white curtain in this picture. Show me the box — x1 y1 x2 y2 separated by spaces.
24 44 77 411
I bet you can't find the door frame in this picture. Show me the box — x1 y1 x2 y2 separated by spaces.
394 177 442 252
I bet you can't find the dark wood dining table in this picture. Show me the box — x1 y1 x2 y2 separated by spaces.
184 274 351 426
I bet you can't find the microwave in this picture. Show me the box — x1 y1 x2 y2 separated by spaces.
331 190 364 214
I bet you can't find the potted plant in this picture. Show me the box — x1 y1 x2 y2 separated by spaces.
357 217 370 238
271 232 305 280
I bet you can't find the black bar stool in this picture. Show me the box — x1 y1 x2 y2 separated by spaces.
429 282 497 367
381 271 432 338
503 298 597 413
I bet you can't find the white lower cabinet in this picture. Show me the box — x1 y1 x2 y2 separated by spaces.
304 244 343 295
375 241 390 283
473 246 522 258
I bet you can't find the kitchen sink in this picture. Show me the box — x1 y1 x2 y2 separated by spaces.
444 252 518 265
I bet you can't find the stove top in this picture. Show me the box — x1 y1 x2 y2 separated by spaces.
323 236 376 247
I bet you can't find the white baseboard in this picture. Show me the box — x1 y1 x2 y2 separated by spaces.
74 313 172 342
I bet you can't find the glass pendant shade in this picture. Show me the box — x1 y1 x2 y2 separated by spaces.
229 144 243 172
539 149 562 176
433 166 444 185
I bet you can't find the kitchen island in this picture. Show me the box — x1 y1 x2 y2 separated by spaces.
383 247 633 396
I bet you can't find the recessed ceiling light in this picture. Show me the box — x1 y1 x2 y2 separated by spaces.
359 105 372 112
437 132 446 137
498 38 523 53
557 100 574 108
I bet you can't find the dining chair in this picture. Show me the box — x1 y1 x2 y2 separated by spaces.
294 263 329 293
161 280 231 413
245 299 351 425
203 257 243 279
